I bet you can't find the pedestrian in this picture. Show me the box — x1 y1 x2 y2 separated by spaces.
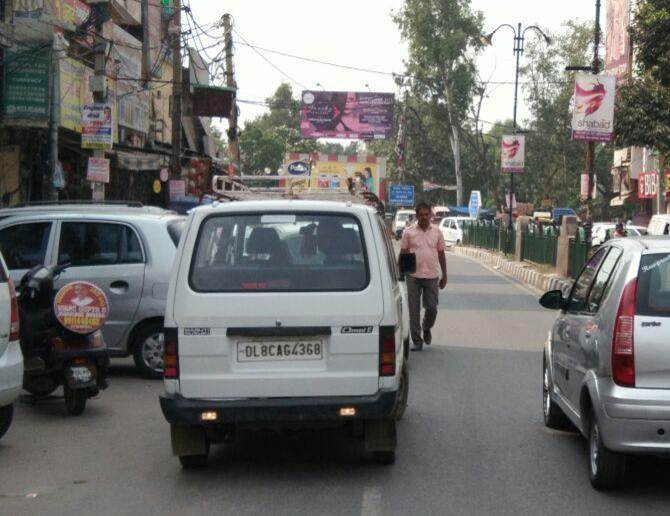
399 202 448 351
614 222 626 238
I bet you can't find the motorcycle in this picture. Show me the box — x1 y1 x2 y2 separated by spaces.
17 264 109 415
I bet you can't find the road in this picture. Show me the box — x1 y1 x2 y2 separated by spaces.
2 253 670 515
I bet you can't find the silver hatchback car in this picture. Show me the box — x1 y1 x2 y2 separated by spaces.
0 207 185 378
541 237 670 490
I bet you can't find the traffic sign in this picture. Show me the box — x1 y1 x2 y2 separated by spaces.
468 191 482 219
389 184 414 206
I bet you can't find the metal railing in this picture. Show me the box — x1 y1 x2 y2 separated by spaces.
521 225 558 267
568 228 590 280
462 221 514 255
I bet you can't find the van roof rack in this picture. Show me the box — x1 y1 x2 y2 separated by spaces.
12 201 145 208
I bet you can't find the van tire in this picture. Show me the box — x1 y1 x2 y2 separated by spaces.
588 414 626 490
372 450 395 465
393 365 409 421
132 321 165 379
0 404 13 440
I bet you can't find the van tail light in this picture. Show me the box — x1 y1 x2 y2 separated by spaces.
612 279 637 387
8 278 19 342
379 326 396 377
163 328 179 379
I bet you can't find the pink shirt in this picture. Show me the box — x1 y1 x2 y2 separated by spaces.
400 223 445 279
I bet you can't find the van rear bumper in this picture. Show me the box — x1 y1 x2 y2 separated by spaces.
159 390 397 425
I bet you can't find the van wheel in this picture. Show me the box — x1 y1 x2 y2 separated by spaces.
393 365 409 421
543 356 569 429
179 442 210 469
372 450 395 465
589 414 626 490
0 404 14 440
132 322 165 379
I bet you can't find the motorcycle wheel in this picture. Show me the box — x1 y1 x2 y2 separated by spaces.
64 386 87 416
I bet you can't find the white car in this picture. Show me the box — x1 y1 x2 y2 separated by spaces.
439 217 476 246
592 223 647 246
0 253 22 441
392 209 415 239
160 200 410 467
647 214 670 236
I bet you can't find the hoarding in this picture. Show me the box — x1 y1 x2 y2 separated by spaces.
300 91 394 140
572 73 616 142
82 104 113 149
605 0 631 83
2 45 51 123
638 172 658 199
501 135 525 173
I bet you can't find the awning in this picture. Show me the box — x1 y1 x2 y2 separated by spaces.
115 151 167 172
191 85 236 117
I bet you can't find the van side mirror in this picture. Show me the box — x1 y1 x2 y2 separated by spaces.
398 253 416 276
539 290 565 310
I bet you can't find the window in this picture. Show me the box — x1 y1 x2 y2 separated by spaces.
190 213 369 292
567 248 607 313
58 223 143 266
586 248 623 313
0 222 52 270
376 216 398 286
637 253 670 317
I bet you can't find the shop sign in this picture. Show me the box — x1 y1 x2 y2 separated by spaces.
2 46 50 122
638 171 658 199
86 157 110 183
82 104 113 149
54 281 109 334
169 179 186 200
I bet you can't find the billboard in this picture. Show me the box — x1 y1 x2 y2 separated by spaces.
638 172 658 199
300 91 394 140
571 73 616 143
605 0 631 82
82 104 114 149
2 45 51 124
501 135 525 173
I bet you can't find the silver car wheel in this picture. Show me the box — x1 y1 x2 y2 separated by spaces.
141 332 165 372
590 421 600 477
543 365 551 418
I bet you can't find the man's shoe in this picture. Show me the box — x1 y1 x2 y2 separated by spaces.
423 329 432 346
412 341 423 351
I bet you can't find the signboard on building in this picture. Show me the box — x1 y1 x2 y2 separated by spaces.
501 135 525 173
605 0 631 83
86 157 110 183
169 179 186 200
2 45 50 123
638 172 659 199
300 91 395 140
571 73 616 142
389 185 415 206
82 104 113 149
284 153 386 193
113 25 149 138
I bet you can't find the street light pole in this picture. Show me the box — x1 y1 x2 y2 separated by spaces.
483 23 551 252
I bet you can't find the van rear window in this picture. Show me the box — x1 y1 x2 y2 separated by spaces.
189 213 369 292
637 253 670 317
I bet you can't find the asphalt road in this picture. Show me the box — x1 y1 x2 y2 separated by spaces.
2 253 670 515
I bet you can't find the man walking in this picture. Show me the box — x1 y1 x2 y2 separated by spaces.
400 202 448 351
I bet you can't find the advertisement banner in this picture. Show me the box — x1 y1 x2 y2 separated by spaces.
2 45 51 122
82 104 113 149
112 25 149 135
605 0 631 83
501 135 525 173
572 73 616 142
300 91 394 140
580 174 598 200
638 172 658 199
54 281 109 334
283 153 386 193
86 157 110 183
169 180 186 200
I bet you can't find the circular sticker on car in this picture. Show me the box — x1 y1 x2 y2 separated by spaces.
54 281 110 334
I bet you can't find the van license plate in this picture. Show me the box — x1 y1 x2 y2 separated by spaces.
237 341 323 362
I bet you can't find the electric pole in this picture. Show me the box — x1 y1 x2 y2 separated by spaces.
170 0 182 201
91 5 108 202
222 14 240 177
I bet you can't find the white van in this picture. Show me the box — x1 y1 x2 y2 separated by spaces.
160 200 410 467
0 253 22 441
647 214 670 236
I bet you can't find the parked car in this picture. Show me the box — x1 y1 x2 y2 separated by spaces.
540 237 670 489
592 223 647 246
392 209 415 240
0 209 186 378
160 200 410 467
647 214 670 236
439 216 476 246
431 206 450 224
0 252 22 440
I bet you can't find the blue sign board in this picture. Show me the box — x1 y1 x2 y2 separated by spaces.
287 161 310 176
389 184 414 206
468 191 482 219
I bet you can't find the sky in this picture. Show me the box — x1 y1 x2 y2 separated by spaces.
187 0 594 133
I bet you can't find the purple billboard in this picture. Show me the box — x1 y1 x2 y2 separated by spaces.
300 91 395 140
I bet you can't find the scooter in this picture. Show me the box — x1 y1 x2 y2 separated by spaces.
17 264 109 415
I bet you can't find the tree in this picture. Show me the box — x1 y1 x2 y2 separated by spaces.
394 0 483 205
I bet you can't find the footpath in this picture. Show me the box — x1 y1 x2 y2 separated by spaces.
453 246 573 295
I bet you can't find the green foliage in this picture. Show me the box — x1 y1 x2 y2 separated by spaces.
630 0 670 87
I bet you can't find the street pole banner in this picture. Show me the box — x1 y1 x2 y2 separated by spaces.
571 73 616 142
501 135 525 173
580 173 597 200
300 91 395 140
86 157 110 183
605 0 631 83
422 180 442 192
638 172 659 199
82 104 113 149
